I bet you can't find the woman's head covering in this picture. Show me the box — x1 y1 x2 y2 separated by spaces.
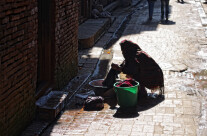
120 40 140 50
120 40 141 59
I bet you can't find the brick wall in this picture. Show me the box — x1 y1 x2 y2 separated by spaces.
0 0 79 135
0 1 38 136
54 0 79 89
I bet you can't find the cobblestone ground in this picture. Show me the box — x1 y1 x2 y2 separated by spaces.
41 0 207 135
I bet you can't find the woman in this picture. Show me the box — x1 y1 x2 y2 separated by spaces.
103 40 164 99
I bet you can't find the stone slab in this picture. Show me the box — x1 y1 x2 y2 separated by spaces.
36 91 68 121
78 18 111 49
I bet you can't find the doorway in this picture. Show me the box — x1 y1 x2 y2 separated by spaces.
36 0 55 99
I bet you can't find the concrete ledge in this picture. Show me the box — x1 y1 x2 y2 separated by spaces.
78 18 111 49
36 91 68 121
78 1 119 49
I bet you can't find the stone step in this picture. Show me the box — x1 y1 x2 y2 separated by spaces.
35 91 68 121
78 1 119 49
78 18 111 49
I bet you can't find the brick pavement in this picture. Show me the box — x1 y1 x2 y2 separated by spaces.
41 0 207 135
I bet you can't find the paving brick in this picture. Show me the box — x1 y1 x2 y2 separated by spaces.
143 125 154 133
173 126 185 135
173 100 183 106
134 120 148 125
163 125 174 132
183 107 194 114
153 115 163 123
107 130 119 135
183 100 192 107
120 124 133 131
174 107 184 114
155 107 165 114
185 125 197 135
118 120 134 125
163 115 174 123
154 125 163 134
183 117 195 125
117 130 131 135
146 133 154 136
131 132 147 136
132 124 144 132
109 123 122 131
105 134 117 136
99 124 110 131
174 116 184 124
167 93 177 99
143 115 153 122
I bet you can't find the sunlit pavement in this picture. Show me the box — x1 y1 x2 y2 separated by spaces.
40 0 207 135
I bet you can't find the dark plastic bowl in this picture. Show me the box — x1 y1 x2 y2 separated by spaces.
89 79 109 96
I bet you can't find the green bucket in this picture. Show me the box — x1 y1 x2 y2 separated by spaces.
114 81 139 108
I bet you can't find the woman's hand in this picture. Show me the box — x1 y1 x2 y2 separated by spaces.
126 74 133 78
111 63 121 71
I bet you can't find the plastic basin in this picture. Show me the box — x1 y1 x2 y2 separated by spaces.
89 79 109 96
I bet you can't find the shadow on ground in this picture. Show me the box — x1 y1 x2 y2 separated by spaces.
137 95 165 112
112 95 165 118
113 107 140 118
159 20 176 25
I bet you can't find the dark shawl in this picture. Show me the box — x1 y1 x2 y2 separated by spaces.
120 40 164 90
